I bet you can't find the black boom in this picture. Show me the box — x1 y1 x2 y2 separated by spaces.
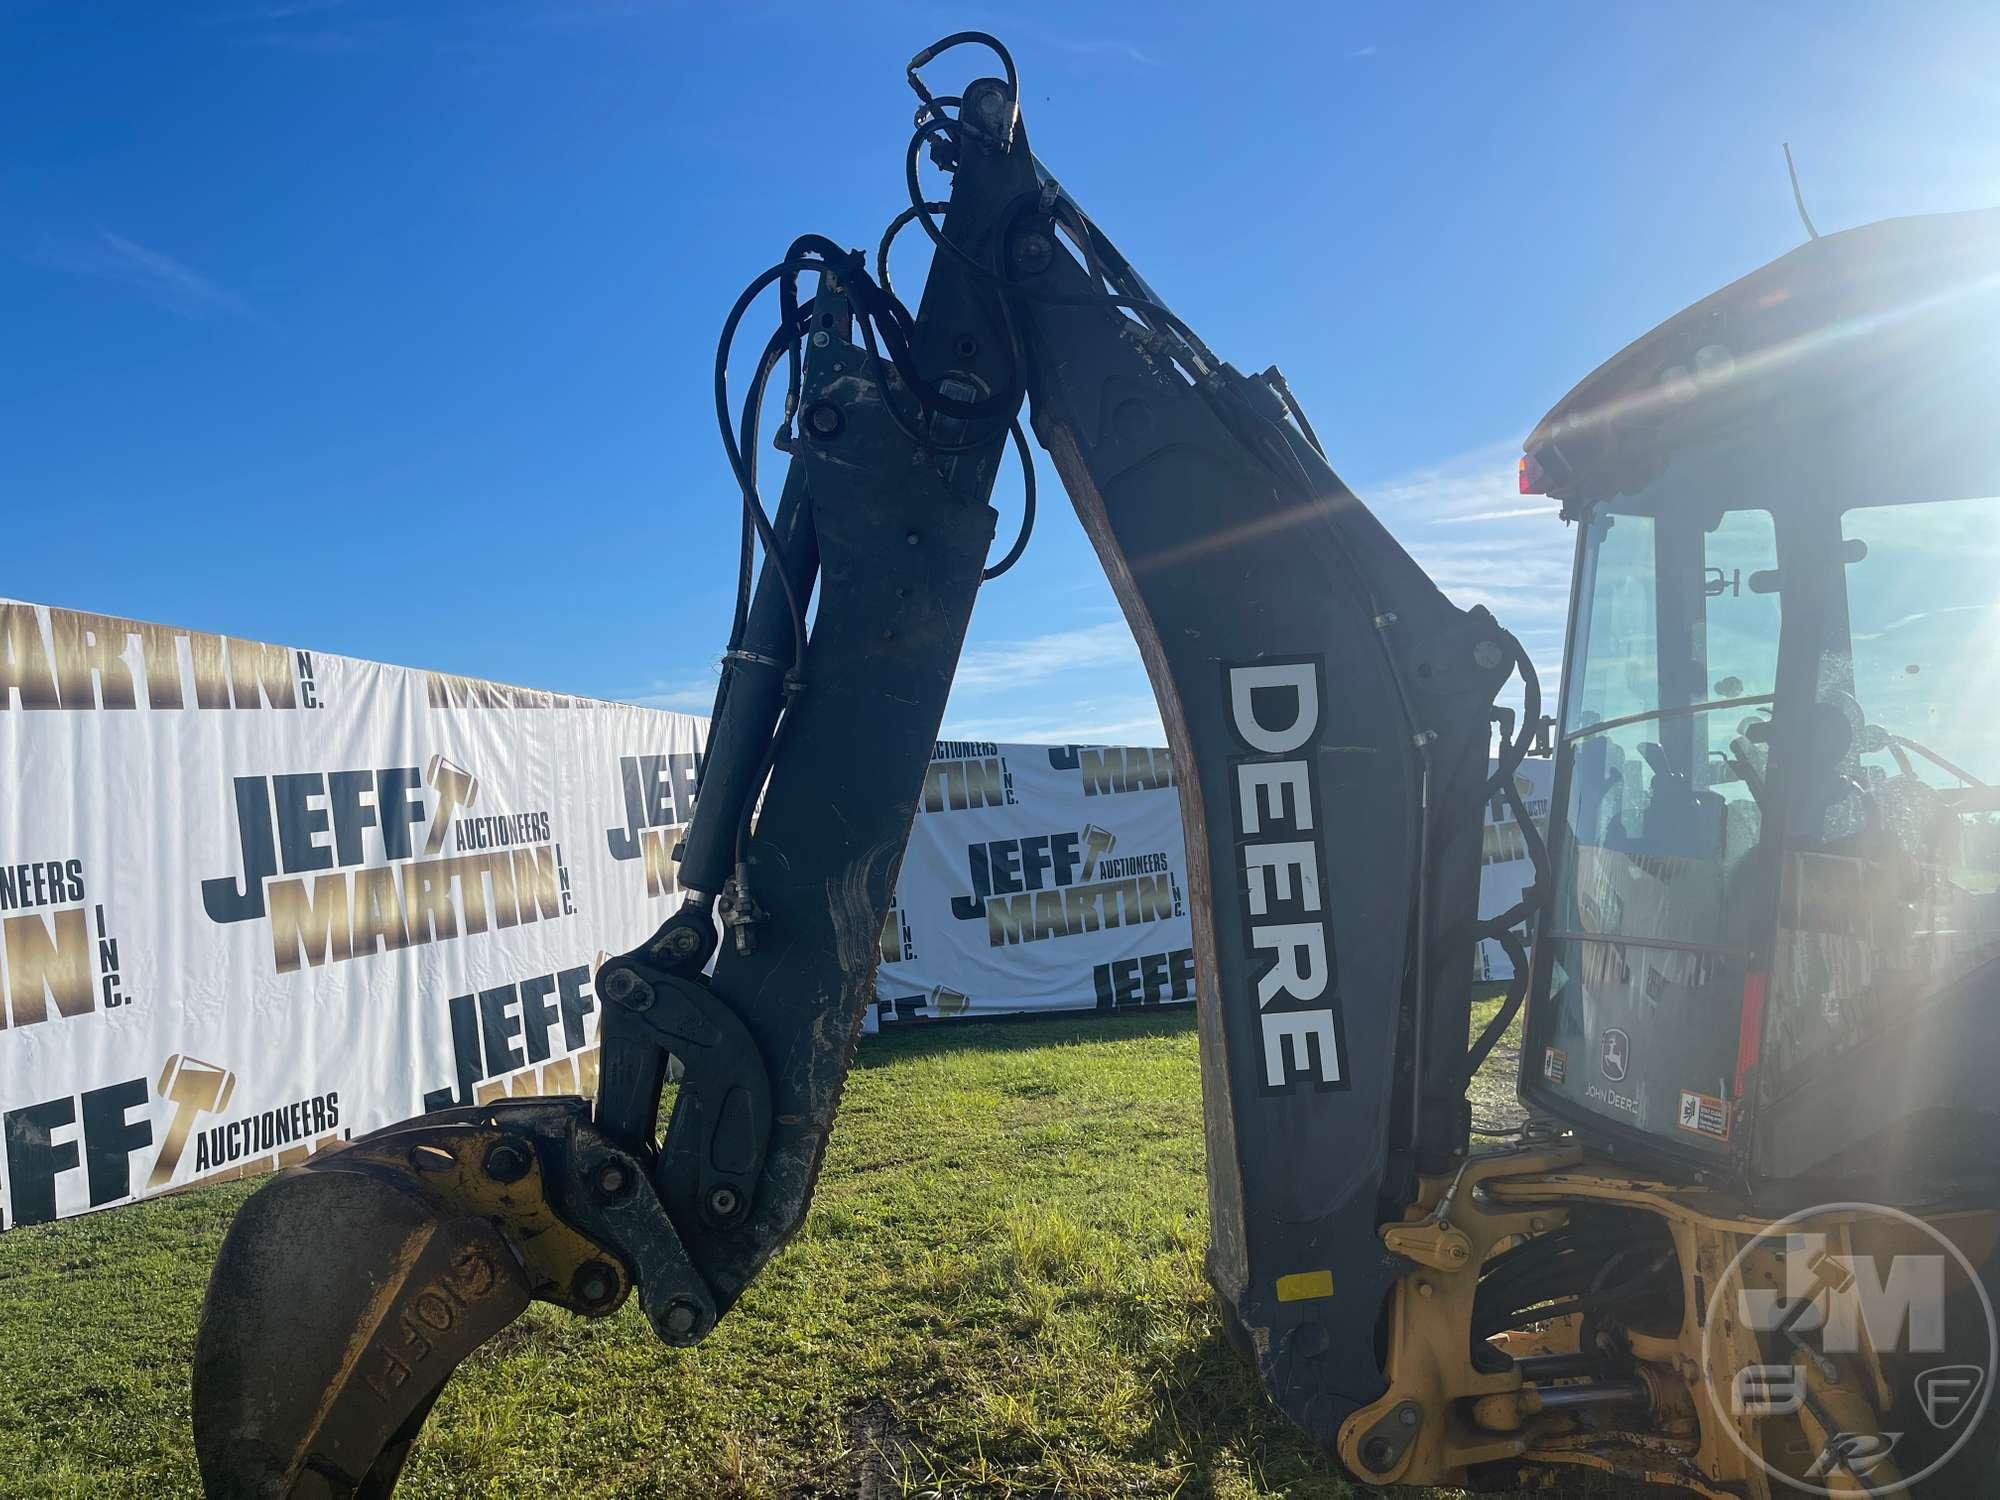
192 34 1530 1493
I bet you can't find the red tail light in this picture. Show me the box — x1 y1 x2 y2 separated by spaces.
1518 451 1547 495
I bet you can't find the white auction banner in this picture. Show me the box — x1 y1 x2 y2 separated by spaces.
0 598 703 1229
867 739 1193 1029
867 740 1550 1021
0 594 1553 1229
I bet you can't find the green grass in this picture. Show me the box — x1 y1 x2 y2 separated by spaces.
1 999 1550 1499
1466 986 1528 1137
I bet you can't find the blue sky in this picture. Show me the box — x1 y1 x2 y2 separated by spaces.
6 2 1998 744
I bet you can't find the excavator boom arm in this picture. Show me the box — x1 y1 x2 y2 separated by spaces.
191 35 1529 1495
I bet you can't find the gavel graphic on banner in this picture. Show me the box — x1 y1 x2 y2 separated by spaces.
146 1054 237 1191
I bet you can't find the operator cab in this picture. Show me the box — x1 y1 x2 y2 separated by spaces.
1518 210 2000 1211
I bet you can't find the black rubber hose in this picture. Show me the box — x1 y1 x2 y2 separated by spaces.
848 305 1016 457
1462 931 1531 1081
713 248 865 681
705 309 813 742
877 200 948 302
981 420 1037 581
1484 636 1543 798
1492 771 1552 918
906 31 1018 148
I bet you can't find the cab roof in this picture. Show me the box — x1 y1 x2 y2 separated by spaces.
1523 208 2000 505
